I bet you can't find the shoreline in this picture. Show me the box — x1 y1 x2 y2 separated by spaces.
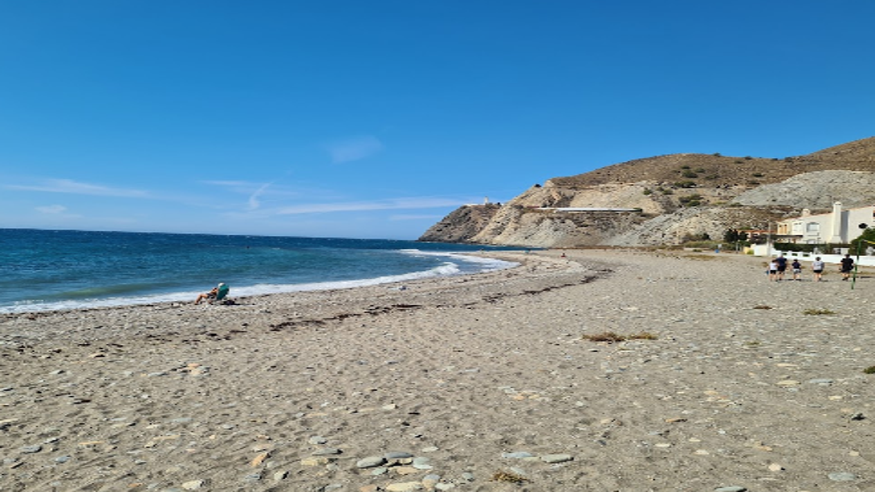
0 249 521 316
1 249 873 491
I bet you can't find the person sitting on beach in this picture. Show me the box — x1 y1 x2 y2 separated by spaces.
195 282 226 304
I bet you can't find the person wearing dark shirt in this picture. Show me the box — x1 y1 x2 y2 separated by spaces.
840 254 855 281
791 259 803 281
775 254 788 281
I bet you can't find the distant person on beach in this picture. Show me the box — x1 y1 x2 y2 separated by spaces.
775 254 787 281
767 258 778 281
195 282 227 304
812 257 825 282
791 259 802 281
840 254 855 281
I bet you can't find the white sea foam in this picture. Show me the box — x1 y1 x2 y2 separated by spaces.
0 251 518 314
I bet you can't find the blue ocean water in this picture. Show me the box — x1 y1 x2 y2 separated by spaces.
0 229 518 314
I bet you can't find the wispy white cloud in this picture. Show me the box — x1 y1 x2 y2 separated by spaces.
202 179 304 210
248 183 272 210
6 179 149 197
325 136 384 163
276 197 464 215
36 204 67 214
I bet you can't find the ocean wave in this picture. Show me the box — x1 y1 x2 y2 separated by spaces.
0 253 518 314
397 249 517 272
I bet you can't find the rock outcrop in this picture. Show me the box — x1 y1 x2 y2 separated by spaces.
419 137 875 247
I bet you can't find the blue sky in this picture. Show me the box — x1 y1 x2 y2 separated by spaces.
1 1 873 239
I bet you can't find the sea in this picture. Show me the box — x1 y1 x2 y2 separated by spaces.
0 229 520 314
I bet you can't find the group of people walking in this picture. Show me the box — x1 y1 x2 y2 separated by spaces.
767 254 855 282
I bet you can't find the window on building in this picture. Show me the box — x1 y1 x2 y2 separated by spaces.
806 222 820 233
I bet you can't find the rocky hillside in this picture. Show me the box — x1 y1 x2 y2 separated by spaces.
419 137 875 247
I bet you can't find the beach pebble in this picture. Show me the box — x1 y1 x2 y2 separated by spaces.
540 454 573 463
435 484 456 491
273 470 288 481
502 451 534 459
309 435 327 444
312 448 342 456
828 472 857 481
181 479 206 490
385 451 414 459
301 457 331 467
422 474 441 486
412 457 433 470
714 487 747 492
357 456 387 468
808 379 834 385
386 482 423 492
461 472 475 482
243 473 262 483
21 445 42 454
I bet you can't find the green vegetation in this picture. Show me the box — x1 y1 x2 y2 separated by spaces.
674 181 696 188
724 228 749 243
864 366 875 375
642 188 652 195
776 242 848 253
753 305 772 310
679 194 704 207
850 227 875 254
681 170 698 178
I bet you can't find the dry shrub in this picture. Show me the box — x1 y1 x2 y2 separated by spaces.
582 331 657 342
491 470 529 483
629 332 658 340
803 308 835 315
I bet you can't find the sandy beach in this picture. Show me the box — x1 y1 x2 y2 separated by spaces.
1 250 873 492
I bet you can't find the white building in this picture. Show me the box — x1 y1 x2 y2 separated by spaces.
777 202 875 244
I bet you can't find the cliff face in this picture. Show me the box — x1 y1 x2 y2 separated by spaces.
419 137 875 247
419 203 501 243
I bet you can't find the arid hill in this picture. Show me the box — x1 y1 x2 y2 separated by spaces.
420 136 875 247
550 136 875 189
